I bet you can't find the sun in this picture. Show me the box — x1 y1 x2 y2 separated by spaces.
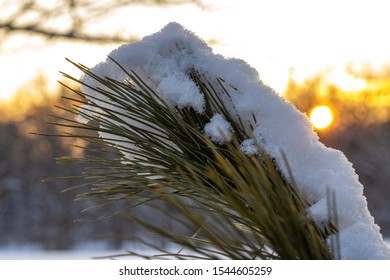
309 105 334 130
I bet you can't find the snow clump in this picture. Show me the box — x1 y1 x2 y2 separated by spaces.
204 114 233 145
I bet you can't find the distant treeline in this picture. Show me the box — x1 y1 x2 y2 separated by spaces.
0 86 175 250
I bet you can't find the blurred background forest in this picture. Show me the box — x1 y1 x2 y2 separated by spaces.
0 0 389 251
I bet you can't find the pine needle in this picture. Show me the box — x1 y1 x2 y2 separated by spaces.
50 59 336 259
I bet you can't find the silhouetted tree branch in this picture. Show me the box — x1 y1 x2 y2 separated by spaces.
0 0 205 44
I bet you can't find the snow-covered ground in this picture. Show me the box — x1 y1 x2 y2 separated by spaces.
0 242 141 260
1 240 389 260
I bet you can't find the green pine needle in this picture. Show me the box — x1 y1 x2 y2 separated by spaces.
50 58 336 259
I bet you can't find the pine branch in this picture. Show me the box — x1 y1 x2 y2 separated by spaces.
50 59 336 259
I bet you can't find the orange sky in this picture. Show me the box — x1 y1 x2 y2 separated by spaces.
1 0 390 101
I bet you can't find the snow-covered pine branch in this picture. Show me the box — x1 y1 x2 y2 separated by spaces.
68 22 390 259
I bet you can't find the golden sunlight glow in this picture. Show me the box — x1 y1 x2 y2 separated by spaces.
1 1 390 105
330 70 367 92
310 105 333 130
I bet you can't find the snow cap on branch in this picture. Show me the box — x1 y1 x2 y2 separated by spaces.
79 22 390 259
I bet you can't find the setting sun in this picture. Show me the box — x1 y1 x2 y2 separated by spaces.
310 105 333 130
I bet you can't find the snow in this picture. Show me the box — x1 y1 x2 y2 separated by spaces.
240 139 258 156
158 72 205 112
0 242 141 260
204 114 233 145
77 22 390 259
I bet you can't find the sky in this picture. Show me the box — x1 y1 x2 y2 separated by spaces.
1 0 390 101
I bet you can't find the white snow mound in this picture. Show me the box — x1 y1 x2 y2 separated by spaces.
79 22 390 259
204 114 233 145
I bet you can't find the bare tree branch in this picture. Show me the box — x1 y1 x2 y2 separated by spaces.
0 21 133 43
0 0 205 44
